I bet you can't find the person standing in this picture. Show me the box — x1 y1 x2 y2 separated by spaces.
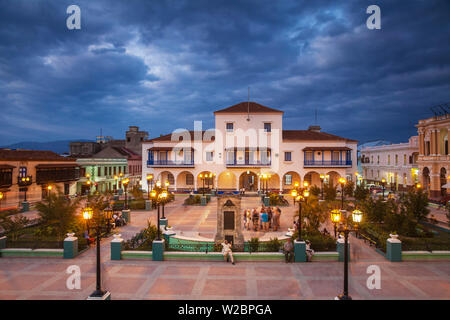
261 210 269 232
245 209 251 230
267 207 273 230
252 208 259 231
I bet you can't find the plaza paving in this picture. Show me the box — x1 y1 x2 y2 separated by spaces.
0 195 449 300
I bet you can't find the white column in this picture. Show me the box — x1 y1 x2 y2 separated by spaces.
194 176 198 191
279 178 283 192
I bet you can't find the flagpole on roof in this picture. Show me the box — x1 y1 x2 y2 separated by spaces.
247 87 250 121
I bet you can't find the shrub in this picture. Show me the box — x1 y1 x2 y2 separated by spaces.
184 195 202 205
266 237 282 252
248 237 259 252
354 184 370 201
310 185 321 197
123 220 158 250
268 193 289 206
324 183 337 201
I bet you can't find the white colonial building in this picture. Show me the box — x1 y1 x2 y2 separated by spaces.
360 136 419 191
141 102 358 193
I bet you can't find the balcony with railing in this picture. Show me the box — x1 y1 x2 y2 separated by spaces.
226 160 271 167
147 159 195 167
304 160 352 167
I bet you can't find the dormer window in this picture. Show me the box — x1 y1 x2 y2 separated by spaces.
264 123 271 133
226 122 234 132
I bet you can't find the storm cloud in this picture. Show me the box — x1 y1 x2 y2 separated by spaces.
0 0 449 145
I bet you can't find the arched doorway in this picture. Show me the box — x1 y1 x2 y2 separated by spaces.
326 171 341 187
440 167 447 196
197 171 214 193
217 171 237 191
176 171 194 192
282 171 301 191
239 171 258 191
304 171 321 187
157 171 174 187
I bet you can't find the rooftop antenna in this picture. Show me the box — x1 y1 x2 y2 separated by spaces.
246 87 250 121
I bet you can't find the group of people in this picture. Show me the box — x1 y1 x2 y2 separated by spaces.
243 206 282 232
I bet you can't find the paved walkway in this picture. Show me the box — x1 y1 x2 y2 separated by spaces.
0 255 448 300
0 195 449 300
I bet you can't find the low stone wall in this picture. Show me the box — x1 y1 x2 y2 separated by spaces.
0 234 80 259
402 250 450 261
0 248 63 258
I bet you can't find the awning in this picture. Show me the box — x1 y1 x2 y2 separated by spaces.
0 164 15 169
35 163 79 168
303 147 352 151
441 183 450 188
148 147 173 151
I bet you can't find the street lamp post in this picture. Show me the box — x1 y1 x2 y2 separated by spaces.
82 206 110 299
162 181 170 219
123 178 129 209
330 209 363 300
381 178 386 200
290 186 310 241
320 175 325 200
199 174 205 195
339 178 346 209
146 174 153 200
151 186 168 240
47 185 53 198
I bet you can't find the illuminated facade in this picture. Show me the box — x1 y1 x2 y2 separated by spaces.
142 102 358 193
360 136 419 191
417 114 450 198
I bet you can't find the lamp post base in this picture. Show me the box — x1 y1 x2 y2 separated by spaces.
87 290 111 300
335 294 352 300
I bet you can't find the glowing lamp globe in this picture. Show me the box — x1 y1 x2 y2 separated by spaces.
352 210 363 224
331 209 341 223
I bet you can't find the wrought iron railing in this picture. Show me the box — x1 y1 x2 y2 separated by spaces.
304 160 352 166
147 160 194 166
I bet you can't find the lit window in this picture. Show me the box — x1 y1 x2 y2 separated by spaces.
19 167 27 178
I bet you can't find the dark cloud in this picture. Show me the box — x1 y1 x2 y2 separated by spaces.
0 0 449 145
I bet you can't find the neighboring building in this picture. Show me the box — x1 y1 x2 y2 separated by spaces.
141 102 358 192
417 113 450 198
360 136 419 191
0 149 79 210
75 146 140 195
357 140 392 181
70 126 149 157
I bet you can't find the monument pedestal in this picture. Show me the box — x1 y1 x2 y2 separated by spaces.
215 196 244 249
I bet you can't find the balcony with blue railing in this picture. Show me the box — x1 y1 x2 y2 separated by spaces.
147 159 195 167
226 160 271 167
304 160 352 167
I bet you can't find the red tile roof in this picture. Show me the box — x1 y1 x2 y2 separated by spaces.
149 130 215 142
149 129 356 143
0 149 76 161
214 102 283 114
282 130 357 143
